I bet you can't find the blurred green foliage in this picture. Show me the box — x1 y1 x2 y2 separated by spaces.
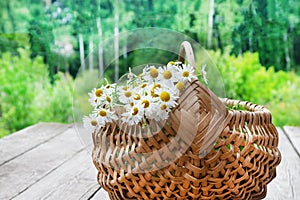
0 49 73 137
2 0 300 78
73 69 100 122
0 0 299 136
209 50 300 126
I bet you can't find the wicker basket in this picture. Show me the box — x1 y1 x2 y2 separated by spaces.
92 42 281 200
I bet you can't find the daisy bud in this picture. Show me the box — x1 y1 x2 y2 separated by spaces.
90 120 98 126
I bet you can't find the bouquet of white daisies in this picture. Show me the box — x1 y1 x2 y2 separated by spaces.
83 61 206 132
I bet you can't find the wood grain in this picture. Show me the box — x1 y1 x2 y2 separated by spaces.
13 150 99 200
284 126 300 157
0 123 70 166
265 128 300 200
0 123 299 200
89 188 111 200
0 126 84 200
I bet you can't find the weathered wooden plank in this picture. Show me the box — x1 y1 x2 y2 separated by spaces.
0 123 70 166
265 128 300 200
284 126 300 157
0 126 84 200
79 185 101 200
1 124 298 200
89 188 111 200
13 149 99 200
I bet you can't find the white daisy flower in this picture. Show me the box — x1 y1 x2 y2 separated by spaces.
147 82 161 98
131 90 144 103
118 86 135 104
159 65 180 84
175 81 186 93
153 103 170 121
88 87 106 107
88 83 116 107
85 61 196 128
103 95 113 106
94 108 118 124
83 114 102 132
155 87 179 109
121 104 144 125
142 65 160 82
138 94 158 119
177 64 197 82
104 84 117 106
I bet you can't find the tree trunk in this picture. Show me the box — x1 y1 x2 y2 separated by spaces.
123 42 128 68
46 0 51 7
114 1 119 82
249 29 253 52
207 0 215 48
79 34 86 71
89 37 94 71
6 1 16 32
177 1 182 30
148 0 153 11
97 17 104 78
123 44 127 59
283 32 291 71
250 2 257 52
148 0 153 26
213 9 223 52
64 57 69 73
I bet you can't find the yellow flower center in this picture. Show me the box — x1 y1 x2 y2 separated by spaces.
99 110 107 117
150 90 158 97
134 93 141 100
160 91 171 102
122 86 128 90
130 102 134 107
142 100 150 108
153 83 161 88
176 82 185 91
150 68 159 78
161 104 167 110
124 91 132 98
140 83 147 88
168 61 175 65
90 120 98 126
163 70 172 79
132 107 139 115
106 96 111 103
95 89 103 97
105 84 111 89
182 71 190 77
150 83 161 97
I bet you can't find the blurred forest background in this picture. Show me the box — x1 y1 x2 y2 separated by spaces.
0 0 300 137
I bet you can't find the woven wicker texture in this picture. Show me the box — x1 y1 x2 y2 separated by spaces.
92 42 281 200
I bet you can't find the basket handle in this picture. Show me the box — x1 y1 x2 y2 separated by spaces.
178 41 196 71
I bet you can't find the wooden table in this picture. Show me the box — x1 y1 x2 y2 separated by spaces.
0 123 299 200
